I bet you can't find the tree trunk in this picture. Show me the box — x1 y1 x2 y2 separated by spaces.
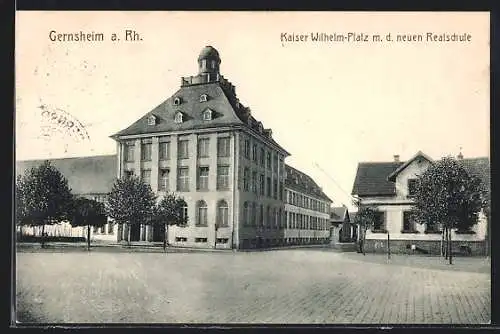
448 227 453 265
87 225 91 251
163 224 167 252
41 224 46 248
127 223 131 246
362 226 367 256
387 232 391 260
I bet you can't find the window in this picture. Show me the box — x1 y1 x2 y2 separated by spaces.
408 179 418 196
217 165 230 190
198 166 209 190
243 202 249 226
273 154 278 171
159 142 170 160
141 143 152 161
173 97 181 105
402 211 417 233
274 208 278 228
260 148 265 166
252 171 257 193
124 170 134 179
266 206 271 228
243 168 250 191
266 152 271 169
372 211 386 232
266 177 271 197
196 200 208 226
141 170 151 185
202 109 212 121
125 144 135 162
177 167 189 191
259 174 265 196
279 182 284 200
174 112 183 123
200 94 208 102
217 137 230 157
244 140 250 159
252 144 258 162
178 140 189 159
252 202 257 226
198 138 210 158
181 205 188 224
159 169 170 191
259 204 264 227
176 237 187 242
195 237 208 243
273 180 278 199
147 115 156 126
216 238 229 244
217 200 229 227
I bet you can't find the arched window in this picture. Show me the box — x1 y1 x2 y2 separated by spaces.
217 200 229 227
243 202 249 226
196 200 208 226
181 204 188 226
173 97 181 105
202 109 212 121
200 94 208 102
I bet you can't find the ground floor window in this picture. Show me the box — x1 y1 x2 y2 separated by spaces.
176 237 187 242
217 238 229 244
195 237 208 243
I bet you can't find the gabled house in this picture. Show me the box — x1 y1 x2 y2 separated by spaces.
351 151 490 255
329 206 356 243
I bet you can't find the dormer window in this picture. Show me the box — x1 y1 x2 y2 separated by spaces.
258 123 263 133
199 94 208 102
202 109 213 121
173 97 181 106
147 115 157 126
174 112 184 124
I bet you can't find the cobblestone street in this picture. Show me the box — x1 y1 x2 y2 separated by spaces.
15 249 490 324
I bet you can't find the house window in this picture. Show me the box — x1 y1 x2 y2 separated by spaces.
200 94 208 102
195 237 208 243
178 140 189 159
147 115 156 126
279 182 284 200
176 237 187 242
266 177 271 197
408 179 418 196
177 167 189 192
159 169 170 191
159 142 170 160
266 206 271 228
181 205 188 225
243 202 249 226
198 138 210 158
260 204 264 226
402 211 417 233
173 97 181 105
174 112 183 123
196 200 208 226
251 171 257 193
217 137 230 157
124 170 134 179
273 154 278 171
141 170 151 185
141 143 152 161
244 140 250 159
259 174 265 196
266 152 271 169
217 200 229 227
252 202 257 226
217 238 229 244
125 144 135 162
217 165 230 190
243 168 250 191
273 180 278 199
252 144 258 162
202 109 212 121
198 166 209 190
372 211 386 232
260 148 265 166
274 208 278 228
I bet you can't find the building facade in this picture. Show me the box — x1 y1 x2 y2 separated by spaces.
351 151 490 255
108 46 332 249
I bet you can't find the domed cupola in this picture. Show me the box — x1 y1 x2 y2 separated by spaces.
198 46 221 75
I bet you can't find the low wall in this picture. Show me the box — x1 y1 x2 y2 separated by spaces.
363 239 486 256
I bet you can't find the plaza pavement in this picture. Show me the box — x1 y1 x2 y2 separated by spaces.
15 249 490 324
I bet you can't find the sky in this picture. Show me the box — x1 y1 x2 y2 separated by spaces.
15 11 490 211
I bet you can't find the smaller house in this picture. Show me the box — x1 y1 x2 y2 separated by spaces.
329 206 357 245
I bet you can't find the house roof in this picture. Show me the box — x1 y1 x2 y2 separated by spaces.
387 151 433 182
330 206 349 223
351 154 490 197
285 164 332 203
110 48 290 156
15 155 117 195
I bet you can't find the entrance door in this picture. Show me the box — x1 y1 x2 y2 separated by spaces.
130 224 141 241
152 224 165 242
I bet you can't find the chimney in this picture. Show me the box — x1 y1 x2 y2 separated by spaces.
393 154 400 162
457 152 464 160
